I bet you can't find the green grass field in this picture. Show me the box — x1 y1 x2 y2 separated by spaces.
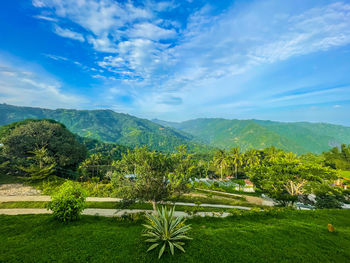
340 170 350 180
0 201 234 213
0 174 23 185
1 209 349 262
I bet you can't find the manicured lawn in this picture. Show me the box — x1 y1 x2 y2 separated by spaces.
1 210 350 262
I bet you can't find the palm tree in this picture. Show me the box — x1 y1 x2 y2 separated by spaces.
284 152 298 162
244 149 260 168
229 147 243 179
213 150 229 180
265 146 282 163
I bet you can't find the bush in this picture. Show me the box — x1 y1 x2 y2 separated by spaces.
115 211 146 222
315 194 342 209
48 181 87 222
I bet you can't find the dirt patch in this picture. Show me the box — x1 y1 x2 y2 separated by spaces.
0 184 41 196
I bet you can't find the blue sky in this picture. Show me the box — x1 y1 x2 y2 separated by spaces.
1 0 350 125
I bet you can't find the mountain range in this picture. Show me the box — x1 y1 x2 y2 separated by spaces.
1 103 350 154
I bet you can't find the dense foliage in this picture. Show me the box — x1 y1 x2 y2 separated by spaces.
247 158 338 206
18 147 56 181
0 119 87 177
112 147 172 210
323 144 350 170
48 181 87 222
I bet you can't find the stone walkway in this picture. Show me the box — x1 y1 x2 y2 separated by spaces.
0 208 231 218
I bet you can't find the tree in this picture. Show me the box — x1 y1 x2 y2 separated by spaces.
112 147 172 211
168 145 196 195
0 119 87 177
247 158 338 206
323 144 350 170
228 147 243 179
19 147 56 181
244 149 260 168
213 150 229 180
78 153 110 180
263 146 284 163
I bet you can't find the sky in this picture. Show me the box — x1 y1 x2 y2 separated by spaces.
0 0 350 125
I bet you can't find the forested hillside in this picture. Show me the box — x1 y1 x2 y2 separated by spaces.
0 104 201 152
153 118 350 154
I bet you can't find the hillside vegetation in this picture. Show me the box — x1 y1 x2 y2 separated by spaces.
0 104 201 152
2 104 350 154
153 118 350 154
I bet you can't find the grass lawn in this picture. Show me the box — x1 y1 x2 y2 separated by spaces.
0 201 237 213
1 209 350 262
167 191 257 207
340 170 350 180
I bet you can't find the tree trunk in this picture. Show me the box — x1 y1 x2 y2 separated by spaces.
235 165 238 179
220 165 223 180
151 200 157 212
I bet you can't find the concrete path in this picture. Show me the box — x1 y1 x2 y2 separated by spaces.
0 208 231 218
0 196 122 202
196 188 275 206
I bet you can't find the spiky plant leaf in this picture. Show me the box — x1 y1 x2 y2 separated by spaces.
142 206 191 259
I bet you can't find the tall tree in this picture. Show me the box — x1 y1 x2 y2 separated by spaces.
264 146 284 163
244 149 260 168
213 150 229 180
229 147 243 179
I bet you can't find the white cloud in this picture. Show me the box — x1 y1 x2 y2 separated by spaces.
87 34 117 53
33 15 58 22
0 59 87 109
128 22 176 40
54 25 85 42
44 54 68 61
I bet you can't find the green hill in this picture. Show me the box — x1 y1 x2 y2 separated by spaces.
2 104 349 154
152 118 350 154
0 104 201 152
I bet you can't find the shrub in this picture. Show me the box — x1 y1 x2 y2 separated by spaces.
249 207 262 215
315 194 342 209
116 212 146 222
143 206 192 259
48 181 87 222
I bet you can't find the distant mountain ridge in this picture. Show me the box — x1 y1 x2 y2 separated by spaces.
1 104 349 154
0 104 201 152
152 118 350 154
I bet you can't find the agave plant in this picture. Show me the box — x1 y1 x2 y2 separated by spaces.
143 206 192 259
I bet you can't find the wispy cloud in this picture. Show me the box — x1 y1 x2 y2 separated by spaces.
33 15 58 22
54 25 84 42
0 57 87 109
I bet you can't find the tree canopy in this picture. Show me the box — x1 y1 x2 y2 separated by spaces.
0 119 87 177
